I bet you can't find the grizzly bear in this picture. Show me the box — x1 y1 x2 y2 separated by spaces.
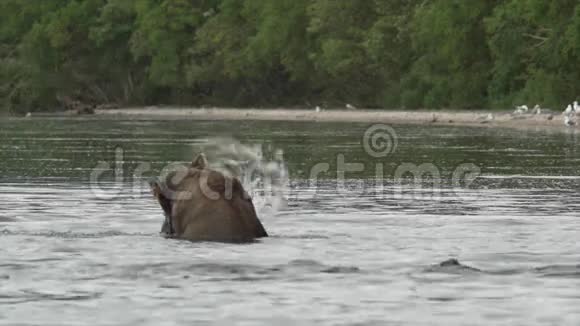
149 154 268 242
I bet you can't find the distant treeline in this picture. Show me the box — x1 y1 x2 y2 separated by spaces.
1 0 579 113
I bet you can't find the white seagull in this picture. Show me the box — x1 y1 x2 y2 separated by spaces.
514 105 529 114
564 104 573 115
573 101 580 114
480 113 494 124
531 104 541 115
346 103 357 110
315 106 321 113
564 115 576 126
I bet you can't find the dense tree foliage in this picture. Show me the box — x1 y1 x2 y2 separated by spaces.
1 0 579 113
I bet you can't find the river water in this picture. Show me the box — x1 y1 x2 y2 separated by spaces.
1 117 579 325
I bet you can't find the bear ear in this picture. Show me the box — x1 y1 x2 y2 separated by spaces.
191 153 208 169
149 178 162 197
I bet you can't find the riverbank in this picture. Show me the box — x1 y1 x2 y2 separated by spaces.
93 107 577 131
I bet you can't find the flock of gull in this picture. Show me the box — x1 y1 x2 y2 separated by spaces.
513 100 580 126
314 104 356 112
313 102 579 128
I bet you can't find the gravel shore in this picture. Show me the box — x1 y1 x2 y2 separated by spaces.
95 107 577 131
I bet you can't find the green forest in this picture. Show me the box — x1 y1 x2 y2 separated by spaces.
1 0 579 114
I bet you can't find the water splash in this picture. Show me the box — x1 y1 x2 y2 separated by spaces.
197 138 289 217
